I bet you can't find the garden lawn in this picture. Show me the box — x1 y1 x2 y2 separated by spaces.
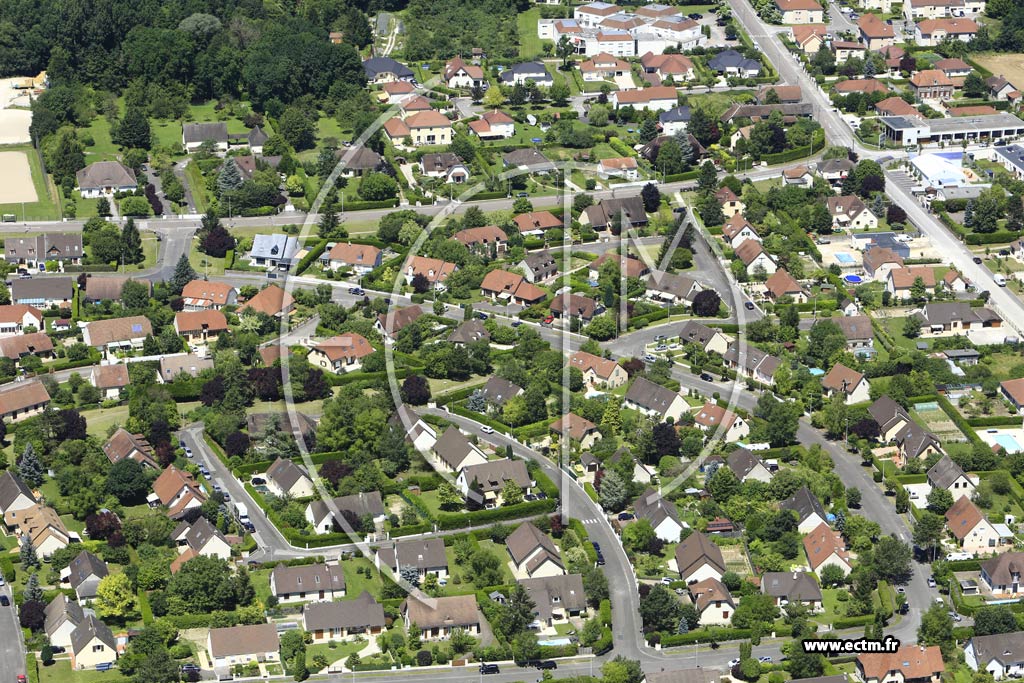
39 659 129 683
82 404 131 439
82 117 119 161
881 316 922 352
151 120 184 150
341 557 382 599
188 103 255 135
184 162 209 215
816 588 849 625
517 9 545 58
444 540 516 590
427 376 487 396
307 641 365 667
189 250 227 277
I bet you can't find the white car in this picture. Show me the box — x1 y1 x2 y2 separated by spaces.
481 425 494 434
184 448 193 458
729 659 741 668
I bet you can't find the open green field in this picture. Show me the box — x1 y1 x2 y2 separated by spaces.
518 8 546 58
83 404 130 439
82 116 119 162
0 145 61 221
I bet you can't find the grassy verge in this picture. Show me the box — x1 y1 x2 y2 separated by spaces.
184 162 209 214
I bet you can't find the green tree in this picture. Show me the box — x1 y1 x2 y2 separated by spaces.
217 158 244 195
689 109 720 147
918 602 955 658
278 107 316 151
925 487 953 514
639 585 684 633
170 253 196 294
501 478 524 506
731 592 779 628
121 218 144 264
20 536 39 569
24 573 42 603
358 173 399 201
115 107 152 150
821 393 848 440
974 606 1019 636
871 536 912 584
598 469 628 512
95 573 137 619
912 511 944 560
46 128 85 187
622 518 656 552
106 458 150 503
17 443 43 487
602 658 643 683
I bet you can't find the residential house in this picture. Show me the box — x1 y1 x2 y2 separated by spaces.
916 302 1002 336
6 503 71 557
479 376 523 410
570 351 629 389
911 69 955 100
1001 378 1024 413
392 404 437 454
453 225 508 255
708 50 762 77
444 56 486 89
324 243 382 275
721 214 761 249
514 211 562 238
987 76 1021 102
207 624 280 671
0 305 42 337
582 196 649 230
966 632 1024 680
633 488 684 543
265 457 316 499
758 85 803 104
384 110 455 147
610 86 679 112
725 447 771 482
893 422 944 463
181 280 237 311
70 615 117 670
174 310 228 346
238 285 295 318
81 316 151 356
588 252 651 278
822 363 871 405
520 574 588 632
270 563 346 604
303 592 386 643
102 428 158 470
946 496 1009 555
858 14 895 49
834 41 868 63
150 465 206 519
44 594 84 649
376 537 449 580
916 18 978 46
171 517 232 568
735 239 778 276
834 315 875 354
982 553 1024 595
674 531 726 583
722 343 781 385
420 152 470 183
581 52 630 81
63 550 108 601
550 413 602 450
791 24 828 53
4 235 82 269
856 646 944 683
11 278 73 309
335 146 383 177
363 57 414 83
499 62 554 86
863 246 905 280
402 595 480 640
0 331 53 363
905 0 970 20
624 377 687 422
0 471 35 517
804 522 852 577
519 251 559 283
551 293 601 322
690 577 735 626
468 110 516 140
479 270 547 305
0 381 50 423
944 270 970 292
645 271 702 307
817 158 855 185
640 53 696 81
456 459 532 506
405 255 457 290
305 491 386 534
159 354 214 382
715 187 745 218
90 363 129 400
781 486 829 534
827 195 877 231
678 321 731 355
693 404 750 443
75 161 137 198
765 269 807 303
597 157 640 180
249 234 300 270
834 78 890 96
775 0 824 23
182 122 229 152
761 572 823 611
574 2 623 28
876 97 921 118
783 165 814 188
448 320 490 346
375 306 423 342
432 426 489 473
658 106 692 135
307 333 375 374
887 266 938 298
869 395 913 442
944 348 980 367
507 521 565 579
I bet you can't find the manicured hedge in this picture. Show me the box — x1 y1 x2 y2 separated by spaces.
966 416 1024 427
937 394 983 445
344 199 400 211
435 499 557 530
295 238 329 275
965 230 1021 246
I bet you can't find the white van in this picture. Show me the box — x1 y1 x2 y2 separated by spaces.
994 274 1007 287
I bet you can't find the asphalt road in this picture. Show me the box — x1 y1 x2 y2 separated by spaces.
0 582 24 681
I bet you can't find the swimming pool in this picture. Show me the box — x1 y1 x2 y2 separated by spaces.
844 274 863 284
994 433 1023 454
537 638 572 647
835 252 855 264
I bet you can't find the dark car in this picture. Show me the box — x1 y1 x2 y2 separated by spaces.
533 661 558 670
480 664 500 674
592 541 601 552
744 301 755 310
477 312 489 320
0 596 9 606
512 320 523 327
595 553 606 566
348 287 365 295
180 664 201 674
688 12 703 18
973 256 984 264
700 373 714 382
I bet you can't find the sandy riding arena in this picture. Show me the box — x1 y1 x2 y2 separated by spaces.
0 151 38 203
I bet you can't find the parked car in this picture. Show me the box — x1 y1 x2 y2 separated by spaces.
973 256 983 264
661 577 673 585
534 661 557 670
643 354 657 362
512 320 523 327
184 448 193 458
617 512 634 521
477 312 489 320
758 657 773 664
251 477 266 486
542 316 555 326
700 373 714 382
481 425 494 434
348 287 365 295
729 659 741 668
744 301 755 310
927 576 936 588
688 12 703 18
0 596 9 606
480 664 500 674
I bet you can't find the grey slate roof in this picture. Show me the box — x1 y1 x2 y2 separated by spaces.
624 377 679 415
448 320 490 345
67 550 109 594
44 593 84 638
708 49 761 74
659 105 691 124
11 278 74 303
728 448 767 481
462 458 531 494
927 454 966 490
434 426 482 471
761 571 823 602
363 57 414 80
271 562 346 596
70 615 116 655
0 471 34 512
633 487 681 529
480 376 523 407
266 457 311 494
506 521 562 570
520 573 587 622
183 122 229 144
678 321 721 347
76 161 137 190
968 632 1024 668
250 234 300 262
377 537 448 571
779 486 826 525
303 591 385 631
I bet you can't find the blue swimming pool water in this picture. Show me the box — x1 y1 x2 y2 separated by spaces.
994 434 1023 453
844 275 863 284
538 638 572 647
836 252 855 264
